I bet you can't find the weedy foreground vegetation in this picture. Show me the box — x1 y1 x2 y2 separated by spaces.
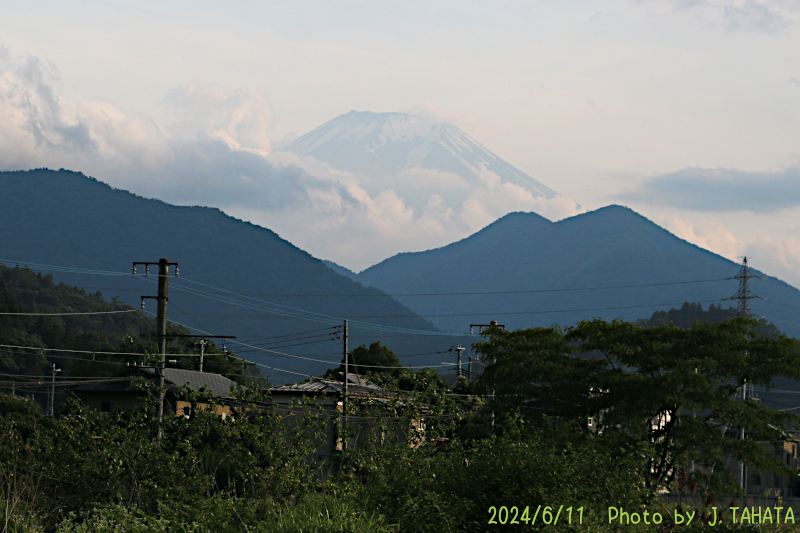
2 316 800 532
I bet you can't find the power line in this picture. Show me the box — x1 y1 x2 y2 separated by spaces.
238 327 342 342
143 276 463 337
59 275 734 298
233 338 340 352
289 299 729 319
142 311 458 371
0 344 209 358
5 258 749 338
0 309 138 316
0 259 131 277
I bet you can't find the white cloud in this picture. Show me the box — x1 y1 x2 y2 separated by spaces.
0 47 582 271
661 215 743 260
666 0 800 31
748 234 800 282
618 166 800 213
164 84 274 155
645 208 800 288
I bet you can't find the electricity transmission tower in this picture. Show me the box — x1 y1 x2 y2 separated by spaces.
730 256 763 491
731 256 760 317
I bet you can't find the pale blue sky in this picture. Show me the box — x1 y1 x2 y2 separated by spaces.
1 0 800 285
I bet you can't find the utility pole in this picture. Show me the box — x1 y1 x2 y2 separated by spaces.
196 339 207 372
467 356 472 382
455 345 465 378
471 321 504 428
166 334 237 372
342 320 348 455
48 364 61 417
135 258 178 445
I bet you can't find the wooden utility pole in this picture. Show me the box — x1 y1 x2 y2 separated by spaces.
470 321 504 428
342 319 348 455
154 258 169 443
48 363 60 417
455 344 464 378
196 339 207 372
135 258 178 445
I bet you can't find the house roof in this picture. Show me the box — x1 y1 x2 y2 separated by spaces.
67 379 136 393
270 373 387 398
141 367 240 397
70 369 239 398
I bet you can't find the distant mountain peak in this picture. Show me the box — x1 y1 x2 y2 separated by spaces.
282 110 558 199
490 210 554 227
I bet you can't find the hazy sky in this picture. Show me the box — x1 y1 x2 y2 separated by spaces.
1 0 800 289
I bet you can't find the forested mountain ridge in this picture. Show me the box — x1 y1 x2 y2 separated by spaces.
0 169 449 379
636 301 781 338
0 264 153 376
0 263 262 385
356 206 800 339
0 263 153 346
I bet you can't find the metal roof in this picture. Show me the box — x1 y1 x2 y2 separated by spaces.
70 369 239 398
149 367 240 397
270 374 388 397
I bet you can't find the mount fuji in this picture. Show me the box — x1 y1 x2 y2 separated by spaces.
281 110 559 212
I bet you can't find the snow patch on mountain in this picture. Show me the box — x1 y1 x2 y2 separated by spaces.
283 110 558 200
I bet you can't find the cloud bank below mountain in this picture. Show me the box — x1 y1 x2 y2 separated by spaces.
0 47 579 269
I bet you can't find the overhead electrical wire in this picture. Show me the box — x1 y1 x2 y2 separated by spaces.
71 277 733 297
4 258 755 338
0 259 130 277
142 311 458 371
153 275 746 338
233 338 341 353
238 327 343 343
284 298 731 319
216 277 734 297
0 309 138 316
243 332 341 347
139 275 466 337
135 272 750 330
0 344 208 358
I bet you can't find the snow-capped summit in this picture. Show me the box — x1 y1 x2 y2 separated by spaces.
282 110 558 199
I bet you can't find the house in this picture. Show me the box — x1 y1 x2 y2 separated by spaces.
70 367 241 417
744 438 800 497
269 372 425 464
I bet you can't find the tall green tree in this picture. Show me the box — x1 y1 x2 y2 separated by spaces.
325 341 405 385
476 318 800 493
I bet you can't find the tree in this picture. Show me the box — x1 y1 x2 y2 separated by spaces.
637 301 782 338
475 318 800 493
324 342 405 385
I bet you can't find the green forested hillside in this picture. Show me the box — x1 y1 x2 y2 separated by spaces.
0 264 260 386
0 264 152 377
0 169 449 379
636 301 781 338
